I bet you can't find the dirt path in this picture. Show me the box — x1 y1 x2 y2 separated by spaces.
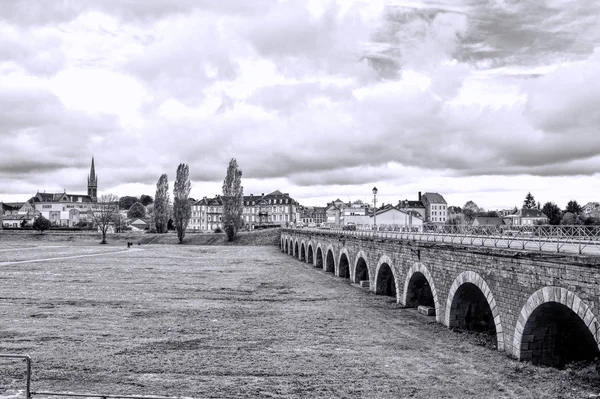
0 245 598 398
0 248 142 266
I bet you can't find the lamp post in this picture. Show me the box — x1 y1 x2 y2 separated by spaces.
372 187 378 231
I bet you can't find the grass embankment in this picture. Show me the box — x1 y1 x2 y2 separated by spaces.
0 228 281 247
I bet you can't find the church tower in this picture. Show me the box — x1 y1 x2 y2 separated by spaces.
87 157 98 202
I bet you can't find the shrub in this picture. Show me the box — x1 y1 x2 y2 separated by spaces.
214 227 223 233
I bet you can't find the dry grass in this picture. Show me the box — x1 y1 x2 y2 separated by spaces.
0 242 599 398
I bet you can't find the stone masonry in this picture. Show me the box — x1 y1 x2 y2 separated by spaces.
281 229 600 362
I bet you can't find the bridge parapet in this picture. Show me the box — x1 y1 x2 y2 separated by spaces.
281 229 600 367
292 225 600 255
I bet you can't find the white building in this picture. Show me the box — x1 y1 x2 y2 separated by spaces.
420 192 448 223
372 205 424 228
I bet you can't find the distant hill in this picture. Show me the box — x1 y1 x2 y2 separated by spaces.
581 202 600 219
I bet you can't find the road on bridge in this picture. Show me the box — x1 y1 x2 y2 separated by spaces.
0 244 598 398
306 228 600 256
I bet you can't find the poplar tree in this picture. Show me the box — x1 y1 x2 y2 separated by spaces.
222 158 244 241
173 163 192 243
154 174 170 233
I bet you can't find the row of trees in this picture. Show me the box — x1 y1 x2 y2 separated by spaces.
449 193 599 226
153 164 192 243
152 158 246 243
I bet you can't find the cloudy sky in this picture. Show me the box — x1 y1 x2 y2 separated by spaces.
1 0 599 210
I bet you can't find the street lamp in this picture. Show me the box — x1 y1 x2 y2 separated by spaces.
372 187 378 230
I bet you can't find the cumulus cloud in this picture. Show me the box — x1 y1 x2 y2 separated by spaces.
1 0 599 210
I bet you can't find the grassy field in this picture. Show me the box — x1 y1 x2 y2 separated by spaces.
0 228 281 247
0 241 599 398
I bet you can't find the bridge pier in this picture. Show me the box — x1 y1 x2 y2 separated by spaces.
282 230 600 367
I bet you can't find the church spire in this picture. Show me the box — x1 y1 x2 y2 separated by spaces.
90 156 96 180
87 157 98 202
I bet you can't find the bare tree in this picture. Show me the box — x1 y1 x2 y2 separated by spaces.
173 163 191 243
222 158 244 241
154 174 169 233
87 194 120 244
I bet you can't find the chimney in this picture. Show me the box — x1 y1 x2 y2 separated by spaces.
418 191 422 202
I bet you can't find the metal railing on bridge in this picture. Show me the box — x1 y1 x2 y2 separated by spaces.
0 354 188 399
286 224 600 255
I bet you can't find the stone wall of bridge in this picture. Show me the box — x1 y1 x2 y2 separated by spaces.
281 229 600 366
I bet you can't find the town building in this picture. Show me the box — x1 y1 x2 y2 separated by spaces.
189 190 300 231
397 198 426 219
27 158 98 227
299 206 327 226
190 196 224 231
372 204 424 228
325 199 347 225
472 216 506 227
420 192 448 223
503 208 548 226
1 202 34 228
242 191 300 229
2 158 99 228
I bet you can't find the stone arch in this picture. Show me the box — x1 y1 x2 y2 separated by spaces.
315 244 324 269
353 251 370 287
300 240 306 262
337 248 350 278
285 238 289 254
402 263 441 322
512 287 600 366
324 244 335 273
445 271 504 351
294 239 299 259
374 255 399 302
307 241 314 265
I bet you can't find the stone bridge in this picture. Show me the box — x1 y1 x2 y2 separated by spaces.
281 229 600 367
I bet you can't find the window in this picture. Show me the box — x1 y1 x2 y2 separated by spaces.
42 205 52 209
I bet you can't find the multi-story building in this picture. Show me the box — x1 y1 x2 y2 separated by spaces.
242 191 300 229
190 190 300 231
300 206 327 226
189 196 224 231
420 192 448 223
29 191 95 227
